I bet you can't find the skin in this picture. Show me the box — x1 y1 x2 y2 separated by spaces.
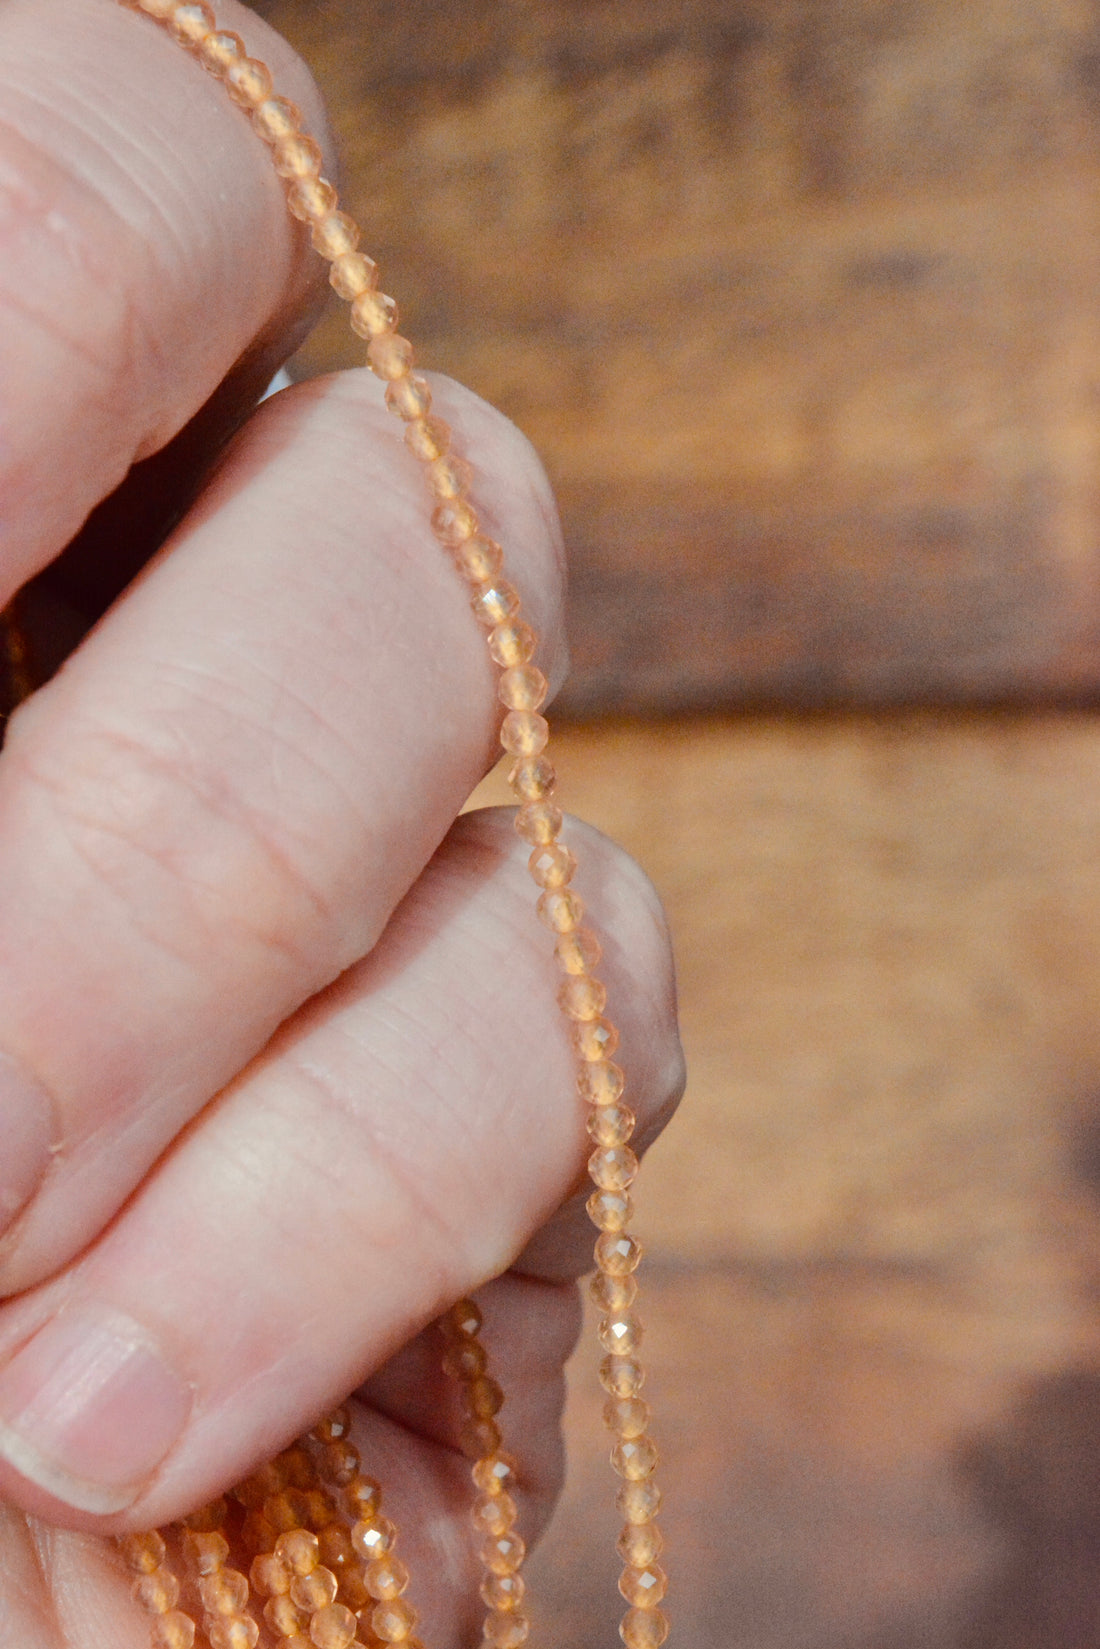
0 0 685 1644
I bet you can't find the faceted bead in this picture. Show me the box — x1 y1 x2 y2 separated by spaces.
184 1497 231 1532
590 1270 638 1313
312 213 361 260
405 416 452 464
345 1476 383 1521
336 1569 370 1610
276 1530 321 1576
265 1595 305 1638
619 1565 668 1609
306 1489 339 1528
313 1407 353 1444
514 801 563 846
199 1568 249 1615
589 1144 639 1190
134 1567 181 1613
324 1439 360 1486
454 534 504 585
587 1188 633 1232
575 1017 621 1062
471 582 520 628
351 1516 396 1561
558 971 606 1018
310 1602 358 1648
596 1231 643 1275
253 96 303 142
483 1611 531 1648
537 887 585 934
612 1435 659 1481
599 1313 643 1356
385 375 432 420
286 179 338 222
371 1598 419 1641
170 3 215 45
317 1524 355 1571
121 1531 167 1574
617 1480 663 1525
618 1522 664 1567
184 1531 230 1574
364 1556 409 1600
291 1566 339 1611
426 455 473 500
466 1375 505 1418
225 56 275 108
200 30 245 72
207 1620 260 1649
619 1605 669 1649
480 1532 526 1575
282 1448 318 1491
351 291 398 338
135 0 177 16
368 334 415 380
152 1613 197 1649
443 1338 486 1380
529 841 576 888
443 1296 483 1338
330 253 378 301
578 1060 626 1106
498 664 548 712
268 1489 313 1532
488 619 537 666
472 1490 518 1534
600 1354 646 1399
502 712 549 758
480 1571 525 1611
241 1511 278 1553
274 134 324 179
587 1104 637 1147
431 500 480 546
471 1452 518 1496
604 1397 651 1439
461 1416 502 1457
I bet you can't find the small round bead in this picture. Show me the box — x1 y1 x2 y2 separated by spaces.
372 1598 419 1641
578 1060 626 1106
599 1312 643 1355
612 1435 660 1481
596 1230 643 1274
330 252 378 300
135 0 176 17
617 1479 663 1524
589 1144 639 1190
514 800 563 846
291 1567 339 1611
455 535 504 584
587 1104 637 1146
265 1595 305 1638
364 1556 409 1600
480 1571 525 1611
241 1511 279 1553
461 1416 503 1457
306 1489 339 1527
368 333 416 380
537 887 584 932
200 30 245 72
601 1354 647 1399
312 212 361 260
345 1475 383 1520
268 1489 312 1532
207 1620 260 1649
426 455 473 500
405 416 452 464
443 1297 483 1338
529 842 576 888
472 582 521 627
480 1532 526 1576
184 1531 230 1574
324 1439 360 1486
556 927 602 975
575 1017 621 1062
336 1569 370 1610
282 1448 317 1490
351 1516 396 1561
502 712 550 758
588 1188 634 1231
121 1531 167 1574
471 1452 518 1496
310 1602 358 1649
591 1270 638 1312
133 1567 181 1613
483 1611 531 1648
604 1396 651 1438
152 1612 197 1649
619 1605 670 1649
225 55 275 108
511 756 557 802
286 178 338 221
252 95 302 141
276 1530 320 1576
443 1338 487 1380
199 1568 249 1615
170 3 215 45
619 1563 668 1608
488 619 537 666
313 1409 352 1445
385 375 433 420
466 1375 505 1418
184 1497 231 1532
431 499 480 546
498 664 548 712
273 133 324 179
317 1524 355 1570
618 1522 664 1566
472 1489 518 1534
559 971 606 1018
350 290 398 339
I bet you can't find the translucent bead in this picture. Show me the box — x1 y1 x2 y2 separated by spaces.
618 1522 664 1567
283 1448 318 1491
207 1620 259 1649
578 1060 626 1106
170 3 215 45
471 1453 518 1496
431 500 480 546
601 1354 646 1399
575 1017 621 1062
514 801 563 846
426 455 473 501
480 1532 526 1576
498 665 548 712
317 1524 355 1571
324 1439 360 1486
371 1598 419 1641
313 1408 352 1444
345 1476 383 1521
385 375 432 420
596 1230 643 1274
599 1313 643 1356
291 1567 339 1611
368 334 415 380
619 1605 669 1648
312 213 361 260
265 1595 305 1638
152 1612 196 1649
587 1188 633 1231
502 712 549 759
405 416 452 464
350 290 398 339
466 1375 505 1418
617 1480 662 1525
555 927 602 975
274 133 324 180
461 1416 502 1457
330 253 378 301
351 1517 396 1561
199 1568 249 1615
336 1568 370 1609
364 1556 409 1600
134 1567 181 1613
135 0 177 17
472 1489 518 1534
483 1611 531 1648
587 1104 637 1147
612 1435 659 1481
268 1489 312 1532
558 971 606 1018
286 178 338 222
529 842 576 889
480 1571 525 1611
121 1531 167 1573
184 1531 230 1574
473 585 522 628
200 31 245 72
619 1563 668 1609
306 1489 339 1528
589 1144 638 1190
310 1602 358 1648
604 1396 650 1438
253 96 302 142
509 756 556 805
451 535 501 586
488 619 537 666
536 887 584 932
590 1270 638 1313
184 1497 231 1532
443 1338 486 1380
276 1530 320 1576
443 1297 483 1338
241 1512 278 1553
225 55 274 108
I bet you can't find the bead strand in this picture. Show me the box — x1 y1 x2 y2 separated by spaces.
119 1530 195 1649
180 1502 259 1649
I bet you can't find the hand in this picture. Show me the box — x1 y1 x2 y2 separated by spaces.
0 1 684 1645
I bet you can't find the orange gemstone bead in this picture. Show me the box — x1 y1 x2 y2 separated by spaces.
617 1480 662 1525
225 55 274 106
330 252 378 300
461 1415 502 1458
151 1612 197 1649
273 133 324 179
536 888 584 933
502 712 550 758
200 30 245 71
350 290 398 338
599 1313 643 1356
588 1144 639 1190
385 375 432 419
184 1531 230 1574
351 1516 396 1561
611 1435 659 1481
344 1476 383 1520
619 1564 668 1608
364 1556 409 1600
471 1453 518 1496
265 1595 305 1637
170 3 215 44
312 212 361 260
514 800 563 845
600 1353 646 1398
587 1103 637 1146
427 454 473 500
618 1522 664 1567
488 619 537 666
481 1570 526 1611
121 1530 167 1573
368 333 415 379
619 1605 669 1649
291 1567 338 1611
483 1610 531 1648
286 178 337 221
574 1016 621 1061
443 1337 486 1379
431 499 480 546
529 841 576 887
596 1230 643 1274
199 1568 249 1614
473 582 521 626
466 1374 505 1418
134 1567 182 1612
371 1597 418 1641
276 1530 321 1576
480 1532 526 1576
588 1188 634 1231
207 1620 259 1649
309 1602 358 1648
510 755 556 802
252 95 302 140
405 416 452 464
454 534 504 584
558 971 606 1018
604 1396 651 1438
578 1060 626 1105
591 1271 638 1312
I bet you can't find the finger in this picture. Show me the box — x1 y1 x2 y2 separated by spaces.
0 0 330 595
0 810 681 1526
0 370 567 1292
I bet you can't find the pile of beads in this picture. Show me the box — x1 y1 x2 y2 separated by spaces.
112 3 669 1646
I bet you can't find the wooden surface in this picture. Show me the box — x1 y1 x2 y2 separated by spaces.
258 0 1100 711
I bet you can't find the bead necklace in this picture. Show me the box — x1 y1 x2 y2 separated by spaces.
92 5 669 1648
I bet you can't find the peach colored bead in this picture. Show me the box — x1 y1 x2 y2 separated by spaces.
385 375 433 420
207 1619 260 1649
308 1488 339 1527
121 1530 167 1573
575 1017 621 1062
604 1396 651 1439
502 711 550 758
368 333 415 379
510 755 556 802
199 1567 249 1614
558 971 606 1018
529 842 575 889
612 1435 659 1481
536 887 584 932
133 1567 181 1613
600 1354 646 1399
317 1523 356 1570
313 1408 352 1443
268 1488 312 1532
618 1522 664 1567
617 1480 662 1525
310 1602 358 1648
480 1532 526 1576
480 1571 525 1611
313 212 361 259
276 1530 321 1576
599 1313 643 1356
556 926 602 974
498 663 548 711
351 1516 396 1561
488 618 537 666
443 1337 487 1379
371 1598 418 1641
292 1566 339 1611
274 133 324 179
170 2 215 44
135 0 176 17
200 30 245 71
225 55 274 107
455 534 504 584
344 1475 383 1520
591 1270 638 1313
514 800 563 845
287 178 338 221
483 1610 531 1648
405 416 452 463
471 1453 518 1496
619 1605 669 1649
461 1416 502 1457
429 502 478 549
443 1296 483 1338
350 290 398 338
587 1103 637 1146
241 1511 279 1553
589 1144 638 1191
184 1497 231 1532
426 454 473 500
152 1612 197 1649
578 1059 626 1105
364 1556 409 1600
324 1439 360 1485
587 1187 634 1231
184 1530 230 1574
473 582 522 627
282 1448 317 1489
472 1489 518 1534
466 1374 505 1418
266 1595 306 1638
619 1561 667 1609
252 95 302 141
596 1230 643 1274
330 252 378 300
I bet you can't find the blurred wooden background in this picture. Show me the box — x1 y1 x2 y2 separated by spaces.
255 2 1100 1646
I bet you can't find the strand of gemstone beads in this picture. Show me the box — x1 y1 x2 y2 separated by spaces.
114 4 669 1648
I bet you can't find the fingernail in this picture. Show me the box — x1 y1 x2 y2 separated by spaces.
0 1304 192 1513
0 1051 55 1235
